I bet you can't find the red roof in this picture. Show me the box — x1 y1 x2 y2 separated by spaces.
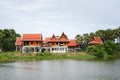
22 34 42 41
88 37 103 45
68 39 77 47
45 32 69 43
44 37 51 43
15 37 22 46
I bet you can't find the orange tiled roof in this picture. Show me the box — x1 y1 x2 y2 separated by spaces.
44 37 51 43
22 34 42 41
45 32 69 42
44 37 69 42
88 37 103 45
68 39 77 47
15 37 22 46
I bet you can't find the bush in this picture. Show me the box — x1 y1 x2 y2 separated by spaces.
36 52 52 56
86 44 106 58
95 49 106 58
86 45 97 55
104 41 117 55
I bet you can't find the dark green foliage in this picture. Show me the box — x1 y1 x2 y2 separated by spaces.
36 52 52 56
81 43 88 51
86 41 119 58
75 34 84 45
104 41 117 55
86 45 97 55
2 39 15 51
86 45 106 58
117 44 120 52
75 26 120 59
0 29 21 52
75 27 120 50
96 49 106 58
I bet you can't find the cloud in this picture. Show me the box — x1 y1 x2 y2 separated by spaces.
0 0 120 38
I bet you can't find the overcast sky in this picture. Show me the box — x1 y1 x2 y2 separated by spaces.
0 0 120 39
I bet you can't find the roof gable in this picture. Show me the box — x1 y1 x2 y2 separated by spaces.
45 32 69 42
59 32 68 40
94 37 102 42
50 34 56 40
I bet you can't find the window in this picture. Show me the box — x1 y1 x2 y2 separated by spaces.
60 48 64 51
24 41 29 46
31 42 33 45
64 42 66 45
56 42 58 46
60 42 63 46
52 48 54 51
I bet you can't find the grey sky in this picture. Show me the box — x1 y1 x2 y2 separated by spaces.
0 0 120 39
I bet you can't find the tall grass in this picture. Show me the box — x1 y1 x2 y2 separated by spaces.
0 52 96 62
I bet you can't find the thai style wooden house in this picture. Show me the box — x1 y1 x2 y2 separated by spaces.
15 32 79 53
88 37 103 45
44 32 70 53
15 34 43 53
68 39 79 51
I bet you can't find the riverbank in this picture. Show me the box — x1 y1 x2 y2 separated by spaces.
0 52 118 63
0 52 96 62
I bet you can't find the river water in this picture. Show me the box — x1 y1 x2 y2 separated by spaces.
0 60 120 80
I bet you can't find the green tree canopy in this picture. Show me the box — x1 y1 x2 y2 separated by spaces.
0 29 21 51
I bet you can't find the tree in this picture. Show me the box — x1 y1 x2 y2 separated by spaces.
75 34 83 45
105 29 115 42
86 44 106 58
83 33 90 44
0 29 21 51
95 30 106 42
104 41 117 55
90 32 96 39
0 29 3 49
114 27 120 44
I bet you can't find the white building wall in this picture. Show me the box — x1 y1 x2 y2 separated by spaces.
22 46 42 53
50 46 68 53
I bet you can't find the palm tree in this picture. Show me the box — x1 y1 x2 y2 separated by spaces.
105 29 115 42
95 30 106 42
75 34 83 45
90 32 96 39
115 27 120 44
118 27 120 44
0 29 3 50
83 33 90 44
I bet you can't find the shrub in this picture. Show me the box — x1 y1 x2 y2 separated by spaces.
86 44 106 58
36 52 52 56
95 49 106 58
104 41 117 55
86 45 98 55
